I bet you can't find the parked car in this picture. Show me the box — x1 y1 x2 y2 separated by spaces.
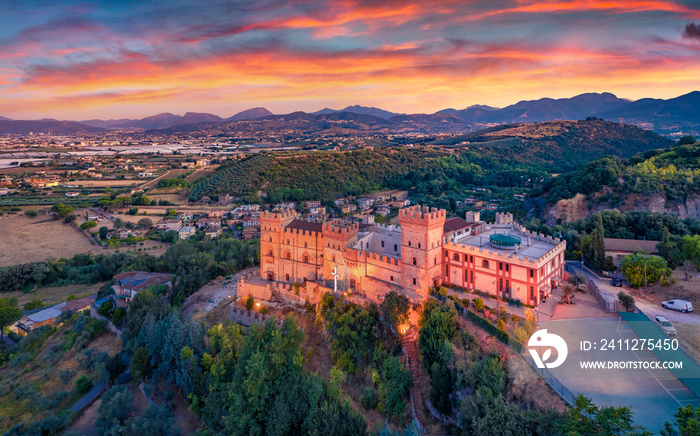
654 316 677 336
661 299 694 313
611 278 623 287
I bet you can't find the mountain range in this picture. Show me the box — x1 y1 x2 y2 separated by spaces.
0 91 698 136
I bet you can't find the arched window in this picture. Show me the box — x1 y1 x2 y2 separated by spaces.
413 278 416 285
418 243 421 249
332 255 336 262
483 260 489 269
453 253 460 261
268 249 273 256
412 257 417 266
286 252 291 259
408 241 411 247
269 237 273 242
304 242 308 248
304 255 309 263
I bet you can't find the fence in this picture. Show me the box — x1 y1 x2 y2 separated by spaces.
565 263 618 313
523 354 577 405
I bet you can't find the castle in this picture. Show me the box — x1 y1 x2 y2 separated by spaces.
239 205 566 307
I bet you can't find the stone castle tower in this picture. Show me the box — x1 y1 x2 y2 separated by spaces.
259 210 295 281
399 206 446 300
322 220 359 290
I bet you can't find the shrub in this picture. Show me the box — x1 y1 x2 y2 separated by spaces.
97 300 114 318
112 307 127 325
245 296 254 311
75 374 93 394
617 292 636 312
361 387 377 409
661 277 670 287
23 299 45 311
25 210 38 218
473 298 484 311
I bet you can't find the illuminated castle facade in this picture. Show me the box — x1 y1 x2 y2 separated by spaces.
241 205 566 306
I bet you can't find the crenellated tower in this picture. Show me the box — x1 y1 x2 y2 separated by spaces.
259 210 295 281
322 220 359 290
399 206 446 300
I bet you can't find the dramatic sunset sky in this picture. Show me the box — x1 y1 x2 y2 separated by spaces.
1 0 700 119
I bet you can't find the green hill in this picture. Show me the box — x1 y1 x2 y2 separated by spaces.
189 120 674 203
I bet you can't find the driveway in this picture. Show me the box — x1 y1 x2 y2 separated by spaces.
569 261 700 326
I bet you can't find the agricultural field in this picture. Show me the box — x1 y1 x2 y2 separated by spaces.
0 214 107 267
188 154 272 201
4 282 106 309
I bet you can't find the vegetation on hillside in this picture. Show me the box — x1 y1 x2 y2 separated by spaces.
540 142 700 205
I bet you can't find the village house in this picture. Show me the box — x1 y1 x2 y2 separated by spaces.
178 226 197 240
305 200 322 209
156 219 183 232
110 271 175 306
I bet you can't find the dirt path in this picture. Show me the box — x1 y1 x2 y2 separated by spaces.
181 267 257 322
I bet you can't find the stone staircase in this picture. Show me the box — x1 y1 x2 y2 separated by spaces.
402 326 426 432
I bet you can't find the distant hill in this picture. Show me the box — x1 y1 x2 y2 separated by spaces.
313 105 404 119
594 91 700 135
430 119 674 172
529 141 700 223
442 92 630 124
0 120 106 135
0 116 12 121
228 107 273 121
80 112 222 130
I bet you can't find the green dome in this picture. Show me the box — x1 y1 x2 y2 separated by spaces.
489 234 521 247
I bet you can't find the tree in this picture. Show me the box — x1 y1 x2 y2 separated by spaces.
246 296 254 311
591 213 607 272
560 394 649 435
99 226 109 239
80 220 97 230
128 207 139 215
380 291 410 333
618 292 636 312
678 135 696 145
563 284 575 304
621 253 669 288
0 297 22 343
662 404 700 436
569 274 586 291
131 346 152 381
97 300 114 318
23 299 45 311
682 235 700 270
137 218 153 229
75 374 93 394
50 203 74 217
112 307 127 325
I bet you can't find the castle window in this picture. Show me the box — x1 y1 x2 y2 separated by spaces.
530 269 534 278
304 242 308 248
286 252 291 259
434 257 437 265
530 286 535 299
453 253 460 261
381 240 385 248
499 262 503 271
413 278 416 285
268 249 273 256
304 255 309 263
269 237 273 242
408 241 411 247
394 244 397 251
412 257 417 266
483 260 489 269
470 255 473 263
418 243 421 248
350 279 356 290
287 239 290 244
332 255 336 262
390 276 394 281
446 266 449 275
505 264 509 272
285 273 290 281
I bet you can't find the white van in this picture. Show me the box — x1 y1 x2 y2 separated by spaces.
661 299 694 313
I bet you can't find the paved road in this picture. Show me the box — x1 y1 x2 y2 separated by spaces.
570 261 700 326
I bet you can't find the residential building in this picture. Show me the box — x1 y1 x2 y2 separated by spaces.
178 226 197 240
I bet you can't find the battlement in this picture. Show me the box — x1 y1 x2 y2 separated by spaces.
323 220 360 236
283 227 321 237
261 210 296 221
399 205 447 225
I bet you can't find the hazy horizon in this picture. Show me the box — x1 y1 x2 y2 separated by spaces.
1 1 699 119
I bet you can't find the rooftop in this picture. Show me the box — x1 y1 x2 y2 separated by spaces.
113 271 175 292
604 238 660 254
452 225 560 260
286 219 323 233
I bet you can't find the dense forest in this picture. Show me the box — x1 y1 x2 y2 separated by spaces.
538 142 700 205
